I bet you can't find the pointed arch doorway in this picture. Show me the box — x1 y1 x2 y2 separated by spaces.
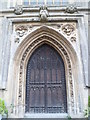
25 44 67 113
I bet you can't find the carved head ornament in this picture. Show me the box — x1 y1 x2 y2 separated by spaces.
14 5 23 15
62 24 75 36
39 6 49 22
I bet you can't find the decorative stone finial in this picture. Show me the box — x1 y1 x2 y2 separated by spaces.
65 5 78 14
39 6 49 22
14 5 23 15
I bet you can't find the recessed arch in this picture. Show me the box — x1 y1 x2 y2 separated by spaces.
13 25 79 117
25 43 67 113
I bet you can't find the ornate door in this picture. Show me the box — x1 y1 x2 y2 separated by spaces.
25 44 67 113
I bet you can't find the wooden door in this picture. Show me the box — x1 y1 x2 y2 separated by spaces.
25 44 67 113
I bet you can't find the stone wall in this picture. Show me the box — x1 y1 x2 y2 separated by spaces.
0 4 89 118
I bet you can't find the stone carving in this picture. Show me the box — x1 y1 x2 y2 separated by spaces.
15 38 20 43
15 23 76 45
56 24 64 30
18 36 74 112
14 5 23 15
65 5 78 14
62 24 75 36
15 25 28 37
39 6 49 22
70 37 76 42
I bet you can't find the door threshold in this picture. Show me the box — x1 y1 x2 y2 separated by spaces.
24 113 68 118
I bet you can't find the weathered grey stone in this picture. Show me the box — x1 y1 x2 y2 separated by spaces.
14 5 23 15
0 1 89 118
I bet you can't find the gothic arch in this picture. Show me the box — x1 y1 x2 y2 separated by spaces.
13 26 79 117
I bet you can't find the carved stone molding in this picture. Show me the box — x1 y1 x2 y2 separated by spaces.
65 5 78 14
18 35 74 112
62 24 75 36
39 6 49 22
14 5 23 15
15 25 28 37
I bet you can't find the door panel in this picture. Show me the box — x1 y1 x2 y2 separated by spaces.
25 44 67 113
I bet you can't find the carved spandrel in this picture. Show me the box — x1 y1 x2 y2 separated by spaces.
14 25 34 43
14 23 77 44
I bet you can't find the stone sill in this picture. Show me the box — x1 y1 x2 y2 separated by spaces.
24 113 68 118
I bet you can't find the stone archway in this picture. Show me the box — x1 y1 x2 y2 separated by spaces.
13 26 78 117
25 44 67 114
